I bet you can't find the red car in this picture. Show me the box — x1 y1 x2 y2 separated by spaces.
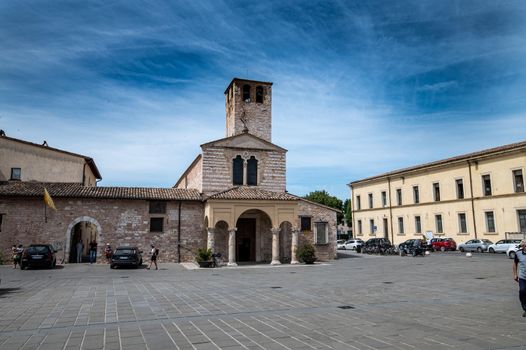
432 238 457 252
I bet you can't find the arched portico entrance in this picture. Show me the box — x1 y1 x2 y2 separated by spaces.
65 216 102 263
235 209 272 263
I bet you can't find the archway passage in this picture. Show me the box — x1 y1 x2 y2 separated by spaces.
235 209 272 263
69 221 97 263
236 218 256 262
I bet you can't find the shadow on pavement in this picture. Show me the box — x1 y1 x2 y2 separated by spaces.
0 288 21 298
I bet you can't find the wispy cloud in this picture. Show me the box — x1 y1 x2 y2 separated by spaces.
1 0 526 199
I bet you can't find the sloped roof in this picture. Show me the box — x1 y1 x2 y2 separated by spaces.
0 182 202 201
350 140 526 186
206 186 298 201
201 132 287 152
1 135 102 179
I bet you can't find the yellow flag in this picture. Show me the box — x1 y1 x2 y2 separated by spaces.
44 188 57 210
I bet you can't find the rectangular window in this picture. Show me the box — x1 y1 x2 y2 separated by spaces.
415 216 421 234
435 214 443 233
456 179 464 199
149 201 167 214
433 183 440 201
383 218 388 236
368 193 373 209
315 222 328 244
398 217 404 234
150 217 164 232
514 170 524 193
300 217 312 231
10 168 21 180
396 189 402 206
485 211 495 232
381 191 387 207
413 186 419 204
369 219 375 234
356 195 361 210
458 213 467 233
482 175 492 196
357 220 363 235
518 210 526 232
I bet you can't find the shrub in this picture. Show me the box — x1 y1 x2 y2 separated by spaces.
297 242 317 264
195 247 212 262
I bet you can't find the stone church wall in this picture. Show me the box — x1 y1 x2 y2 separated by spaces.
297 200 338 261
0 197 205 263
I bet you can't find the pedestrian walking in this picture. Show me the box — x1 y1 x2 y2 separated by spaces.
89 240 98 264
147 244 159 270
104 243 113 263
12 245 19 269
512 239 526 317
76 240 84 263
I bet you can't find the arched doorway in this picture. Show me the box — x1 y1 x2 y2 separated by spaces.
214 220 229 262
279 221 292 263
65 216 102 263
236 209 272 263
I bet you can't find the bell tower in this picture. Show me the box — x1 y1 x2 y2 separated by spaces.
225 78 273 142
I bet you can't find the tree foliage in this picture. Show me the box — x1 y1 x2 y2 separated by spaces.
343 199 352 226
303 190 344 224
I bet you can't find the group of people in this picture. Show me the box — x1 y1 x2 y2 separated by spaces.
11 244 24 269
74 240 160 269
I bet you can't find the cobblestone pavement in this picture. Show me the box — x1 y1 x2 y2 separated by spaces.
0 252 525 350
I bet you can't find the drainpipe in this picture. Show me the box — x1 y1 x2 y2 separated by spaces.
388 177 394 243
178 201 182 263
468 160 478 239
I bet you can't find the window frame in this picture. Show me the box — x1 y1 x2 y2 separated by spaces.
458 212 467 233
381 191 387 207
398 216 404 234
435 214 443 233
356 195 361 210
433 182 440 202
456 178 464 199
413 186 419 204
396 188 402 206
232 155 244 185
149 217 164 233
513 169 524 193
415 215 421 234
242 84 251 102
255 86 264 103
300 216 312 232
517 209 526 233
246 156 258 186
10 167 21 181
314 222 329 245
368 193 373 209
485 211 496 233
357 219 363 235
369 219 375 235
482 174 492 196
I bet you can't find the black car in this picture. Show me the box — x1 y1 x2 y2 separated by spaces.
21 244 57 269
110 246 143 269
364 238 392 248
398 239 426 257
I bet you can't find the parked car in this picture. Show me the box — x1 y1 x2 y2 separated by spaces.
506 244 524 259
487 239 522 253
432 238 457 252
110 246 143 269
398 239 426 256
344 239 364 250
20 244 57 269
458 239 493 253
336 240 346 250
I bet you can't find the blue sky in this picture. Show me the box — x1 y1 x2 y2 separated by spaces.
1 0 526 200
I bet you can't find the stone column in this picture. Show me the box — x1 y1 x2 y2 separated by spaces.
227 228 238 266
206 227 215 252
270 228 281 265
243 160 248 186
290 228 300 264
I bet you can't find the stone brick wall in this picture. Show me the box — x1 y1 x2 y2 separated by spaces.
226 81 272 142
175 157 202 192
0 197 205 264
297 200 338 261
201 147 286 194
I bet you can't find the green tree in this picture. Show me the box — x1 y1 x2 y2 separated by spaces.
303 190 344 224
343 199 352 227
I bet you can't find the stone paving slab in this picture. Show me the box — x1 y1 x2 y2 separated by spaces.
1 253 526 349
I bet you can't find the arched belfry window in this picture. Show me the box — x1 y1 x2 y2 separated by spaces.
256 86 264 103
242 84 251 102
233 155 243 185
247 156 258 186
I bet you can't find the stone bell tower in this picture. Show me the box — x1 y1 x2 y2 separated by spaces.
225 78 273 142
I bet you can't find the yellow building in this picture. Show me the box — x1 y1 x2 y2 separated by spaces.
349 141 526 245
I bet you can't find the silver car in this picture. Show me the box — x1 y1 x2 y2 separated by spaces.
487 239 522 253
458 239 493 253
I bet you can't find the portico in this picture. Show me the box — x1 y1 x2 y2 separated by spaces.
204 187 300 265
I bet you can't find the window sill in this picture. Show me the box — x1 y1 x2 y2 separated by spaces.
397 234 406 236
315 243 330 246
483 232 498 235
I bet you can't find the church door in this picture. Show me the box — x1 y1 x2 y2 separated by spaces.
236 218 256 262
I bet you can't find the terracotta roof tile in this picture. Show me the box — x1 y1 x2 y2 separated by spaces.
206 186 298 201
0 182 202 201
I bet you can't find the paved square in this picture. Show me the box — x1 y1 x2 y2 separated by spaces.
0 252 525 349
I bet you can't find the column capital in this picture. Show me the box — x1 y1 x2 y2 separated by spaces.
228 228 238 233
206 227 215 233
270 228 280 234
291 227 300 234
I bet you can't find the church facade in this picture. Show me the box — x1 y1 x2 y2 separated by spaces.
0 78 338 265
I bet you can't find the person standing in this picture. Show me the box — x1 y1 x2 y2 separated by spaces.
89 240 98 264
147 244 159 270
104 243 112 263
12 245 19 269
512 239 526 317
76 240 84 263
